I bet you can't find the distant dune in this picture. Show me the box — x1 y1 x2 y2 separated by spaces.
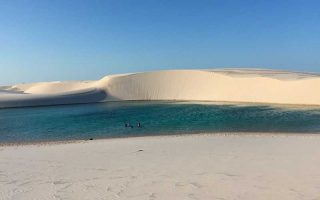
1 69 320 108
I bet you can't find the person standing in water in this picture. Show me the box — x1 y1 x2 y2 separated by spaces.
125 123 133 128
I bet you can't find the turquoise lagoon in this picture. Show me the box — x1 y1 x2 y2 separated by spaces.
1 101 320 143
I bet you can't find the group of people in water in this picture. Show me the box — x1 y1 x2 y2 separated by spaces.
125 122 142 128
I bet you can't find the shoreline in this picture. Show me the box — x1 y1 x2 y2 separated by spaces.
2 131 320 147
2 99 320 110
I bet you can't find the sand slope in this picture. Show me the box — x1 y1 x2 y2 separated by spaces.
1 69 320 108
1 134 320 200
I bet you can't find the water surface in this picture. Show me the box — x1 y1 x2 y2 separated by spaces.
1 101 320 143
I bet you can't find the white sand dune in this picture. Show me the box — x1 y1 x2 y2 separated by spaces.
1 134 320 200
1 69 320 108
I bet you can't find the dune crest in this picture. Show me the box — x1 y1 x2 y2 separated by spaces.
1 69 320 108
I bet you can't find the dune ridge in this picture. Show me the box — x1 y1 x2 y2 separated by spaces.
1 69 320 108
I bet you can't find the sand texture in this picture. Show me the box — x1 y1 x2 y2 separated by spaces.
1 69 320 108
1 134 320 200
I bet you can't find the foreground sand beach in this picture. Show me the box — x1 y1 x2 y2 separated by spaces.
1 134 320 200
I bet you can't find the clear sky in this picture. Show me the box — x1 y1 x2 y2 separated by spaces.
1 0 320 84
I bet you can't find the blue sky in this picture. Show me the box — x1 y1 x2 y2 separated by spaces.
1 0 320 84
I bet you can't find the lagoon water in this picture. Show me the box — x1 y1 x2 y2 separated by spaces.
1 101 320 143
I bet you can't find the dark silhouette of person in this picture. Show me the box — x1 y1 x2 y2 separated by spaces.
125 122 134 128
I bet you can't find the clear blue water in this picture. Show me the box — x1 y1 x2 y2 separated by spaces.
1 101 320 143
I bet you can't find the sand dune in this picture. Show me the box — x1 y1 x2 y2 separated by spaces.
1 69 320 108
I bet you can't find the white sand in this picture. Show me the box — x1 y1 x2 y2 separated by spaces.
1 134 320 200
1 69 320 108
